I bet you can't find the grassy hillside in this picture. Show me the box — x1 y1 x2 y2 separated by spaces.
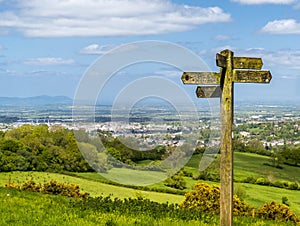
1 169 299 216
234 152 300 182
0 151 299 222
0 187 199 226
0 171 183 204
186 152 300 183
237 182 300 215
0 187 295 226
74 171 300 215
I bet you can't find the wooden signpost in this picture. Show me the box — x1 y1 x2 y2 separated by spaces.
181 49 272 226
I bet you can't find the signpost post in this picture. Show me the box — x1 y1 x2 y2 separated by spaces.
181 49 272 226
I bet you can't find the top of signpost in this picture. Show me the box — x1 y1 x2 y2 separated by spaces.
216 52 263 70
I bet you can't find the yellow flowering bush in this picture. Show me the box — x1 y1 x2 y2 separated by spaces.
9 179 89 199
180 182 252 216
257 201 300 224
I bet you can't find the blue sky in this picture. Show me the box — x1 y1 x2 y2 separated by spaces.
0 0 300 103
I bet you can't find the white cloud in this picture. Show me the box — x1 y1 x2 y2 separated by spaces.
261 19 300 34
261 50 300 69
213 35 233 41
27 70 68 77
202 47 300 78
234 48 300 70
79 44 116 55
24 57 75 66
231 0 295 4
0 0 231 37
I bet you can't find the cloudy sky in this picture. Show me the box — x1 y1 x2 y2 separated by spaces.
0 0 299 103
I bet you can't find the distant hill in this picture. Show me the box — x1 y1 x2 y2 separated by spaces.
0 95 73 106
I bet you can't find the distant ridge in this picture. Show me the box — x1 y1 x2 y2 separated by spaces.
0 95 73 106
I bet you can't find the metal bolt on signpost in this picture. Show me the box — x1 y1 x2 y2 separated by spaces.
181 49 272 226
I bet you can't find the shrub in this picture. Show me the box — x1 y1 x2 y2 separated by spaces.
288 182 299 190
180 182 252 216
242 177 299 191
195 171 220 182
20 180 41 192
243 176 256 184
281 196 290 206
272 180 284 188
182 170 193 178
233 195 253 217
255 177 270 186
272 180 290 189
5 183 20 189
164 171 187 190
257 201 299 224
11 180 89 199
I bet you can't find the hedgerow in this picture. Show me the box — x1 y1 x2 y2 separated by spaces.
72 196 213 222
6 179 89 199
243 176 299 191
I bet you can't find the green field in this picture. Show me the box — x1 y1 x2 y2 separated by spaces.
0 171 183 204
0 187 201 226
0 187 295 226
236 182 300 215
234 152 300 182
1 170 299 216
186 152 300 183
73 171 300 216
185 152 300 214
0 151 299 225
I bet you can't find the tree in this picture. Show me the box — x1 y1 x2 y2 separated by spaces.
164 171 186 190
280 147 300 166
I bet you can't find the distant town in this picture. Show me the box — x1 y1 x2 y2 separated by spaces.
0 96 299 151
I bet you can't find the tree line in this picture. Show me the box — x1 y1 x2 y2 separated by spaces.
0 124 91 172
0 125 170 173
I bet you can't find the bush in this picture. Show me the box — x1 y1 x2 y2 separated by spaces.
288 182 299 190
180 182 252 216
272 180 286 189
195 171 220 182
164 171 187 190
243 176 256 184
255 178 270 186
233 195 253 217
281 196 290 206
257 201 300 224
271 180 290 189
13 180 89 199
182 170 193 178
20 180 41 192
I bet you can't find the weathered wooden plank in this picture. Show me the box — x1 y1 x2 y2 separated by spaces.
216 53 227 68
216 54 263 70
233 70 272 83
233 57 263 70
196 86 221 98
181 72 220 85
